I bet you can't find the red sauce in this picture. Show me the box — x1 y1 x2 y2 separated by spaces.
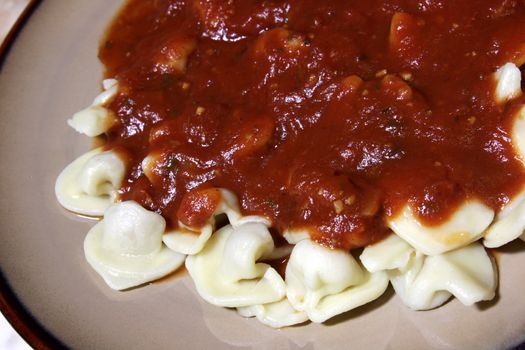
100 0 525 250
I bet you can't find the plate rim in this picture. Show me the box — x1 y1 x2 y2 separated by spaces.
0 1 67 349
0 2 524 349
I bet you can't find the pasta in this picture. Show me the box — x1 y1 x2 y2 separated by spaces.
185 221 287 307
84 201 186 290
56 0 525 331
55 148 125 216
483 106 525 247
483 189 525 248
285 239 389 323
67 79 118 137
361 234 497 310
237 299 309 328
387 201 494 255
388 243 496 310
494 63 522 104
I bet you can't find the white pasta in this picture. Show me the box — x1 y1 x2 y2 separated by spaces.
237 215 292 260
163 223 215 256
360 233 415 273
512 106 525 160
237 299 309 328
283 228 311 244
484 107 525 247
140 152 162 183
493 62 522 104
387 201 494 256
483 189 525 248
484 106 525 247
185 221 287 307
391 243 497 309
361 234 497 310
67 79 118 137
163 189 243 255
84 201 186 290
55 148 125 216
285 239 388 323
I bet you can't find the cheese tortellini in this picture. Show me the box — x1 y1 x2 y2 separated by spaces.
185 221 287 307
285 239 389 323
361 234 497 310
387 201 494 256
67 79 118 137
483 189 525 248
186 225 389 326
483 105 525 248
84 201 186 290
55 148 126 216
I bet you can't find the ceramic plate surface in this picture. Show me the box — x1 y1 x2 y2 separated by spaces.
1 1 525 349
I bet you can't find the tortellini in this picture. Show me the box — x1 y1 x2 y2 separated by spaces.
163 222 215 256
483 189 525 248
185 221 287 307
361 234 497 310
493 62 522 104
237 299 309 328
57 144 506 328
55 148 126 216
483 106 525 247
67 79 118 137
187 227 389 326
285 239 389 323
360 233 415 273
84 201 186 290
163 189 243 255
387 201 494 256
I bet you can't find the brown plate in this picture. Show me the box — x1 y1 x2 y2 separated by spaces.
1 1 525 349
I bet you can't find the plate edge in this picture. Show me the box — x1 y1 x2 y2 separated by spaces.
0 1 68 349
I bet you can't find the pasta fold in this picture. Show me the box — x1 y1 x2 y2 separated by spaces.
361 234 497 310
237 299 309 328
67 79 118 137
185 222 286 307
55 148 125 216
484 189 525 247
285 239 388 323
283 228 311 244
387 201 494 255
485 107 525 246
84 201 185 290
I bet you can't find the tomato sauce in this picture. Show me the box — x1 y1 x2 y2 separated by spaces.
100 0 525 250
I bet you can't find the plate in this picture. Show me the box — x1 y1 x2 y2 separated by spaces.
1 1 525 349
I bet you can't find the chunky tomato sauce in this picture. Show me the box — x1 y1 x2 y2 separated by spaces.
100 0 525 250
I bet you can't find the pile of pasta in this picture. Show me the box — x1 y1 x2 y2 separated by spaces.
56 63 525 328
